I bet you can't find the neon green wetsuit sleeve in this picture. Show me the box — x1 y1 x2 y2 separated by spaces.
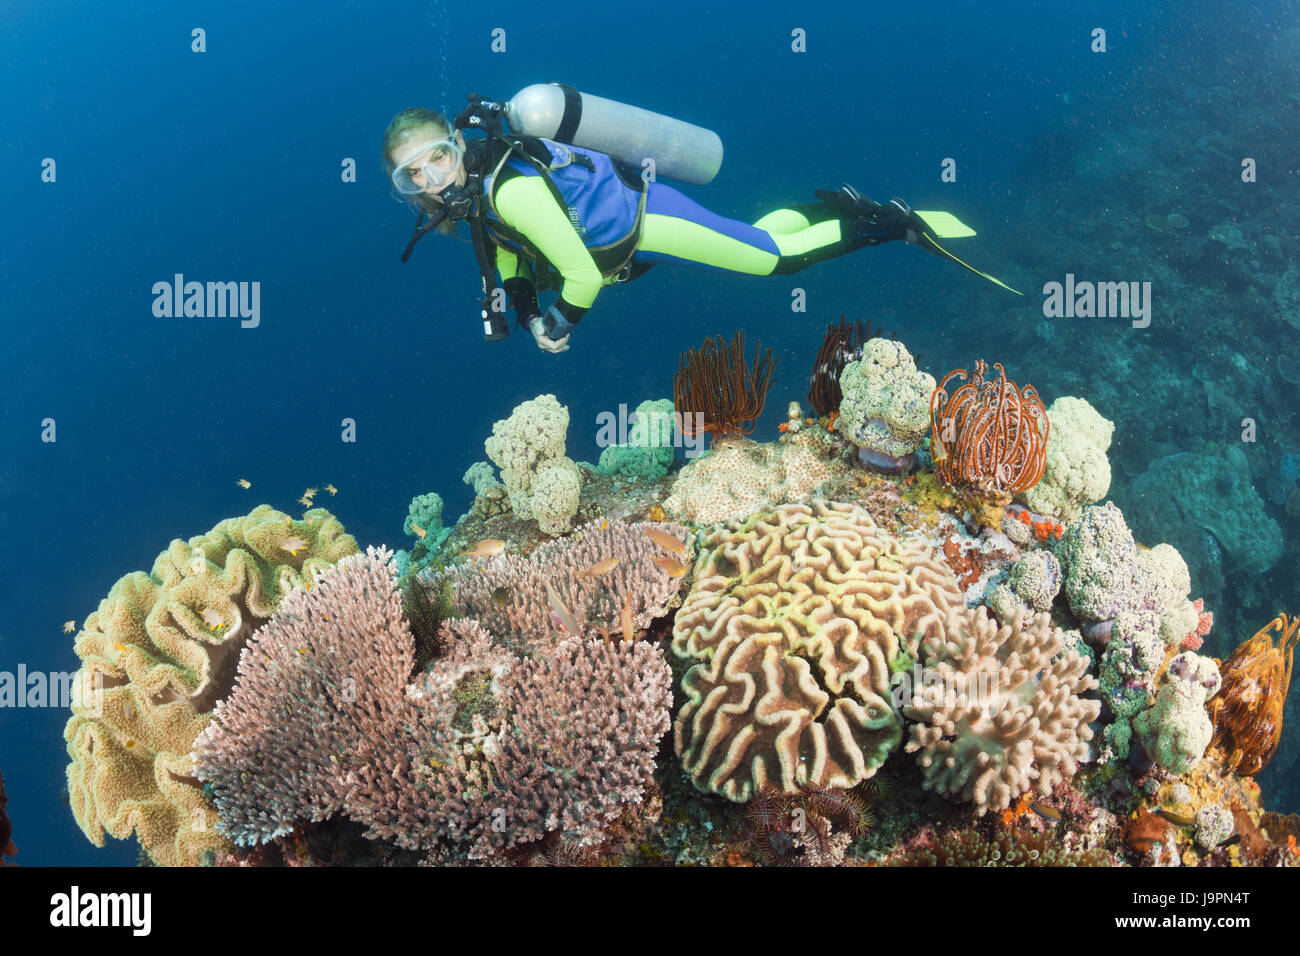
493 175 603 324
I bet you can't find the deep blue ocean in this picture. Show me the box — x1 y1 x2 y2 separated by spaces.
3 0 1297 865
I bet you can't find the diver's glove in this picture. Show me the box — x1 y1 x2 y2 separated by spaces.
529 305 573 354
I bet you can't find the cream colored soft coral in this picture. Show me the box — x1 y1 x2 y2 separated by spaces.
903 606 1100 814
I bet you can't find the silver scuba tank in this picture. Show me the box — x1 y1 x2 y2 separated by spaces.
504 83 723 185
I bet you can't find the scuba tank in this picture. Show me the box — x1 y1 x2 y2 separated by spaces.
504 83 723 185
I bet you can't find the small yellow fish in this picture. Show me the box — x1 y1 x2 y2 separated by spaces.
546 583 582 635
200 608 226 630
125 739 136 749
1030 801 1062 821
113 642 127 652
620 590 635 643
323 483 338 496
491 586 511 608
304 487 318 498
654 554 688 578
411 522 427 539
298 495 314 507
600 518 609 531
461 538 506 560
930 429 948 465
235 478 252 489
62 620 76 634
1155 808 1197 827
642 529 686 553
281 535 309 556
578 557 619 578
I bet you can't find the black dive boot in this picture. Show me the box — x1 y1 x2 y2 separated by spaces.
814 185 920 245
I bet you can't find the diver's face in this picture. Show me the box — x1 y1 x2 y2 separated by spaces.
391 128 466 197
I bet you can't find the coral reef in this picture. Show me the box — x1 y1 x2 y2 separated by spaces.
1017 396 1114 523
662 434 834 525
807 316 869 417
193 547 415 846
63 505 357 866
1128 445 1284 582
836 337 935 471
445 517 691 650
931 359 1049 497
1208 613 1300 774
674 330 778 440
595 397 677 481
0 769 14 864
671 500 964 802
903 606 1100 815
484 393 582 536
1132 651 1222 774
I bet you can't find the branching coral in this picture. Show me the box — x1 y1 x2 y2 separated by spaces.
930 359 1048 497
64 505 357 866
671 500 964 802
903 606 1100 815
1207 613 1300 774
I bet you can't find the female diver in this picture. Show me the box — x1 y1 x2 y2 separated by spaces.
383 88 1015 354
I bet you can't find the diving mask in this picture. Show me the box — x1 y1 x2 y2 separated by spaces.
391 137 464 195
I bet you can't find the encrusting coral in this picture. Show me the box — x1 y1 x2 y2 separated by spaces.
663 434 834 525
903 606 1100 815
64 505 358 866
672 500 965 802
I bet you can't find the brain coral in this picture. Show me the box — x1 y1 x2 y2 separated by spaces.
671 500 964 802
903 606 1100 815
663 435 833 525
63 505 357 866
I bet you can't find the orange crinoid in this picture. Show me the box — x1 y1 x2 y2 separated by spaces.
1207 613 1300 775
930 360 1049 497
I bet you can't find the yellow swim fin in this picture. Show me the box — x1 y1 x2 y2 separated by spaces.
911 209 1022 295
914 210 976 239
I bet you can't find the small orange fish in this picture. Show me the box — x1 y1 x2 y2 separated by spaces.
578 557 619 578
620 590 635 643
62 620 76 634
281 535 309 556
125 739 136 749
461 538 505 560
546 583 582 635
411 522 427 540
654 554 688 578
235 478 252 489
642 528 686 553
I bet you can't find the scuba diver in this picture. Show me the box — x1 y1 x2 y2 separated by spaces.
385 85 1018 354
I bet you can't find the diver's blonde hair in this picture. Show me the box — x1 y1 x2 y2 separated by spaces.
383 107 460 236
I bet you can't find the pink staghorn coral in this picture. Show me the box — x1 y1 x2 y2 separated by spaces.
1181 598 1213 651
345 620 671 859
903 606 1100 815
193 546 413 846
197 541 674 860
447 518 691 650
